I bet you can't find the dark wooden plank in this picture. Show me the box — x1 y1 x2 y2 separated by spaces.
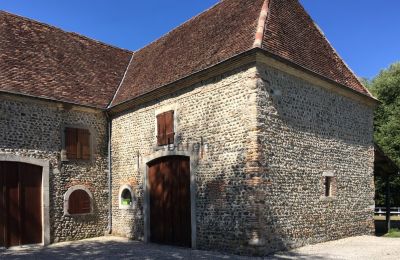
179 158 191 247
149 156 191 247
149 161 163 243
165 111 174 144
163 159 173 244
20 163 42 245
65 128 78 160
78 129 91 160
69 190 90 214
0 162 5 247
5 162 20 247
156 113 166 145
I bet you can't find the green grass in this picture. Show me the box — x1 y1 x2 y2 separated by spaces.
384 229 400 238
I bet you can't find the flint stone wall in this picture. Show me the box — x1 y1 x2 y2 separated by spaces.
0 96 109 243
111 61 375 256
250 63 375 254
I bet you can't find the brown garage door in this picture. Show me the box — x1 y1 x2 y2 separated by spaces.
0 162 42 247
148 156 191 247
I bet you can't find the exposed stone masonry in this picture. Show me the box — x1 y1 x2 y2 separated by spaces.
111 61 375 256
0 95 109 242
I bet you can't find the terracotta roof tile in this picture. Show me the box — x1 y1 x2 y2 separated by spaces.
0 11 132 108
1 0 373 109
112 0 372 107
111 0 266 106
262 0 369 95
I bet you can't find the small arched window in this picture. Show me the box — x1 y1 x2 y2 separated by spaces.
119 185 135 209
64 185 93 215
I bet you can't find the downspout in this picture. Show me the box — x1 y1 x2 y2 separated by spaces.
106 112 113 234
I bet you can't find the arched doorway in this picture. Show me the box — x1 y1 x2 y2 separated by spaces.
147 156 191 247
0 162 43 247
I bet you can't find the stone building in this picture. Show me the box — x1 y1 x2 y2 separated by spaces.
0 0 378 256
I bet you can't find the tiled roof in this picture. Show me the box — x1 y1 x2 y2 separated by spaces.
1 0 373 109
262 0 369 95
0 11 132 108
112 0 371 106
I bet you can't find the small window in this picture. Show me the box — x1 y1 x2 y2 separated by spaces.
65 127 91 160
68 189 91 214
119 185 136 210
121 189 132 206
156 110 174 146
324 176 332 197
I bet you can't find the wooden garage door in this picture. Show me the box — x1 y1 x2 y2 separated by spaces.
148 156 191 247
0 162 42 247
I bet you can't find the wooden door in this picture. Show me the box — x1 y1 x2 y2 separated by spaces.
0 162 42 247
148 156 191 247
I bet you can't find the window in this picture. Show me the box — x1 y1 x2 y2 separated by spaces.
65 127 90 160
324 176 332 197
156 110 174 146
119 185 136 210
68 189 91 214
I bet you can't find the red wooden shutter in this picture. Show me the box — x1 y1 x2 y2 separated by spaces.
78 129 91 160
68 190 91 214
65 128 77 160
165 110 175 144
157 113 166 145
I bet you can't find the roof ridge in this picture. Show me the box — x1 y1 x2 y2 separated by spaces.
108 53 135 109
0 10 132 54
130 1 222 53
253 0 270 48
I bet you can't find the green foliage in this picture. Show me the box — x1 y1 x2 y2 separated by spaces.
368 62 400 206
384 228 400 238
369 63 400 167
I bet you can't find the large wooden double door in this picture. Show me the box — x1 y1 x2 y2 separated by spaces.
0 162 42 247
148 156 191 247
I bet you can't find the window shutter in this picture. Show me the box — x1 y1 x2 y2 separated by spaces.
65 128 77 160
165 110 175 144
68 190 91 214
157 113 166 145
78 129 91 160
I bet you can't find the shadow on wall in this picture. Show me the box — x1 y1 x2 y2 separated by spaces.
195 152 289 256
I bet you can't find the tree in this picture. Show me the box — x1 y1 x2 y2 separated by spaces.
368 62 400 206
369 63 400 167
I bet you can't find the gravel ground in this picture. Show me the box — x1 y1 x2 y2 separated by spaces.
1 235 399 259
275 235 400 260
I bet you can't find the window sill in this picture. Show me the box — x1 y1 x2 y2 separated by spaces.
64 212 93 217
319 196 337 202
119 204 135 210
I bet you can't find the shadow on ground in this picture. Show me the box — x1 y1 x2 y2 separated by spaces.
0 237 329 260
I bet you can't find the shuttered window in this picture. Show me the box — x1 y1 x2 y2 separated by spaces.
68 189 91 214
157 111 174 146
65 128 91 160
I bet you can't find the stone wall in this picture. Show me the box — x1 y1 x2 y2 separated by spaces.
250 63 375 254
111 61 375 256
110 64 261 252
0 95 109 243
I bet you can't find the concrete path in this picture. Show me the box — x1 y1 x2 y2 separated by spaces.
1 235 399 259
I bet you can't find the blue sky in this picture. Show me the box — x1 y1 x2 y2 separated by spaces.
1 0 399 79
